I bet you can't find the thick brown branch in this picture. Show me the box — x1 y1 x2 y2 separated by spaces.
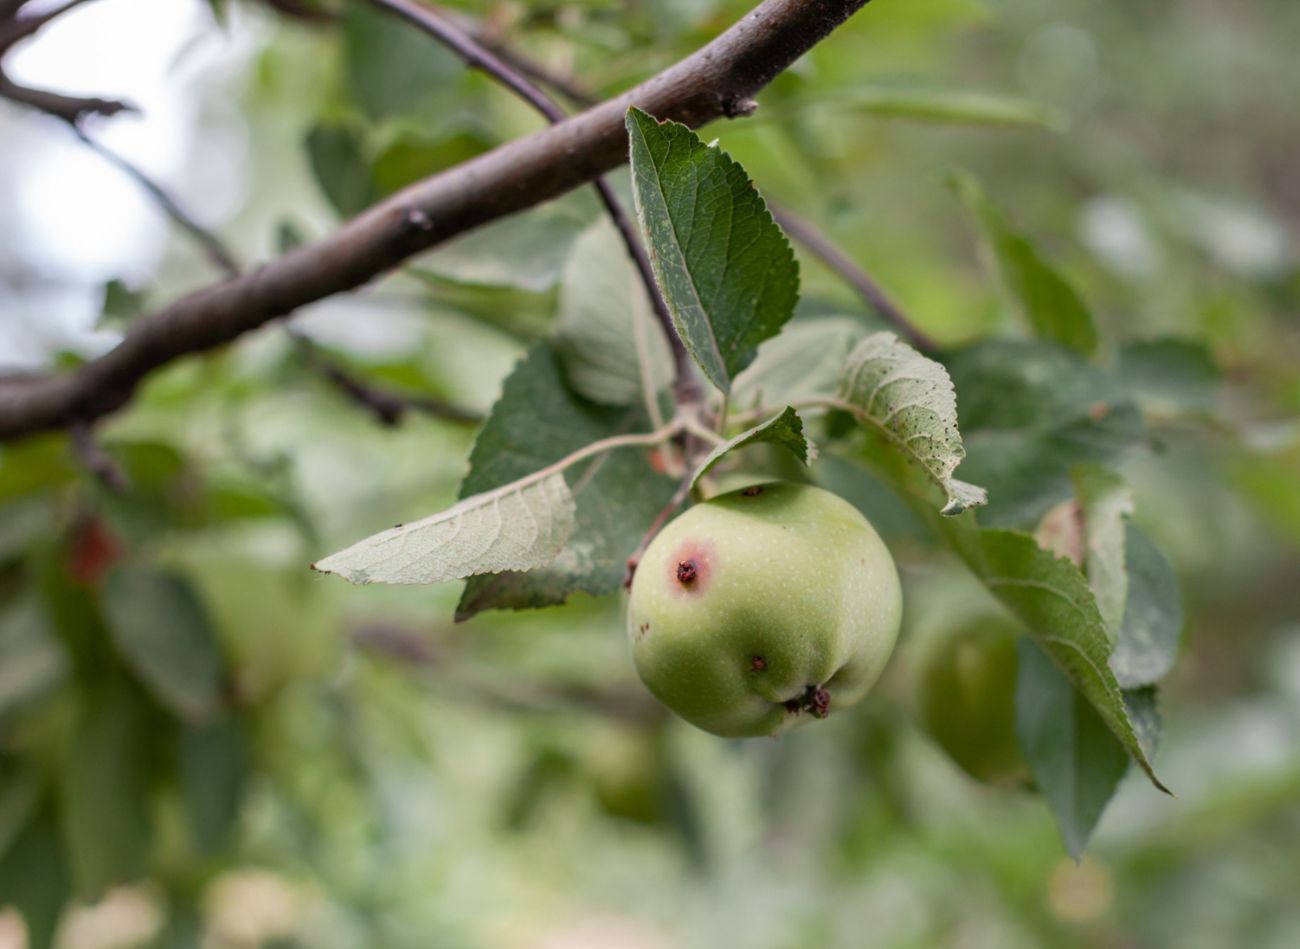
368 0 692 392
766 204 937 352
0 0 873 440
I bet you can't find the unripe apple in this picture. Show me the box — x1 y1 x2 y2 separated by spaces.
915 616 1028 786
626 482 902 737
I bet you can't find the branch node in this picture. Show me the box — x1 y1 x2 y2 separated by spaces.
721 95 759 118
402 207 434 233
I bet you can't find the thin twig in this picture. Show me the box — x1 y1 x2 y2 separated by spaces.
0 72 132 122
69 420 128 492
623 468 696 589
72 128 240 277
367 0 693 394
290 332 483 427
769 204 937 351
0 0 96 52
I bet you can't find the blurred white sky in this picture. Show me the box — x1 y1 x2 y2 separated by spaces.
0 0 256 370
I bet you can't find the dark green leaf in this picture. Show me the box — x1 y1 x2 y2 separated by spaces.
1111 526 1182 688
58 679 154 898
625 107 799 392
1116 338 1220 412
0 597 67 718
946 341 1144 527
691 407 813 488
343 3 460 120
101 567 225 723
978 529 1167 793
456 344 675 619
1015 640 1130 859
178 719 247 856
0 798 70 949
305 124 377 219
953 174 1098 355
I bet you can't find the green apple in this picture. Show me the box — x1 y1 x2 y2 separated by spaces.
626 481 902 737
915 616 1028 785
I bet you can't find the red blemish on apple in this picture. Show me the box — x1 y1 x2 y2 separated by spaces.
668 539 715 596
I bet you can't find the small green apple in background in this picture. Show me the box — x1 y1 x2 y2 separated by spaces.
914 615 1029 786
626 482 902 737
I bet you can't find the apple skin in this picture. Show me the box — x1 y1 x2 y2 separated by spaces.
915 616 1029 786
626 481 902 738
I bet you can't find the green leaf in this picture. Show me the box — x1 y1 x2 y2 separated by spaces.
101 567 225 723
625 107 799 392
1111 526 1182 688
178 719 247 856
58 679 154 898
553 218 674 406
343 2 460 120
976 529 1167 793
422 203 590 293
691 407 813 489
1072 465 1134 640
953 174 1098 355
456 344 675 619
314 472 577 585
836 332 988 515
1015 640 1130 859
731 317 864 411
1122 686 1162 761
0 798 70 949
1116 338 1220 412
946 341 1144 527
0 597 67 718
841 85 1066 129
305 124 377 219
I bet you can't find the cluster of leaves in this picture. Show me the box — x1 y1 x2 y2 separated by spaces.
313 107 1204 857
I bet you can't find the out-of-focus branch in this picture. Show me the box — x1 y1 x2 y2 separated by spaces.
69 420 128 492
290 332 483 427
72 128 241 277
769 204 937 351
0 0 875 440
0 0 135 123
367 0 693 396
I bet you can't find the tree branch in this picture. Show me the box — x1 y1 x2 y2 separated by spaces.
769 204 937 351
367 0 693 395
0 0 95 52
0 0 874 440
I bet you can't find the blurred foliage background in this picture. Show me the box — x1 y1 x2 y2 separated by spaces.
1 0 1298 946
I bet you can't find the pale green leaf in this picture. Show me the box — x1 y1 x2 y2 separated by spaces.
554 218 674 406
625 107 799 392
1111 526 1182 688
456 344 675 619
731 317 864 411
842 85 1066 129
953 174 1098 355
314 471 576 585
691 407 813 489
1072 465 1135 640
836 332 987 515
